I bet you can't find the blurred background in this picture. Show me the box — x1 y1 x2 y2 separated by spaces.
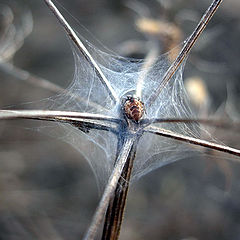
0 0 240 239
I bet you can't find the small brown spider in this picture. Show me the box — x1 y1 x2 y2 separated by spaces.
123 96 145 122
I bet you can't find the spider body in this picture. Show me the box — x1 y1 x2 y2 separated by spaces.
123 96 145 122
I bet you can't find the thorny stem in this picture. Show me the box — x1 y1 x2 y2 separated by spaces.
145 125 240 158
0 110 119 133
44 0 119 104
141 118 240 130
83 134 138 240
146 0 223 107
0 110 119 122
102 135 138 240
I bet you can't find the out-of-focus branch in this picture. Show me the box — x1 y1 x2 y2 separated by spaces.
0 62 107 111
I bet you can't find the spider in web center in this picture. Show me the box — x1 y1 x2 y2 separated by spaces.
123 96 145 123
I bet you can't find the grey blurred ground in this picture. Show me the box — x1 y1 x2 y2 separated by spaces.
0 0 240 239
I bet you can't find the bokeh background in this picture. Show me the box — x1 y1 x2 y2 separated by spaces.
0 0 240 239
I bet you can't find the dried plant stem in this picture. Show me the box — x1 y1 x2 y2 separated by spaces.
83 134 138 240
44 0 119 103
102 136 138 240
0 110 118 122
0 110 119 132
142 118 240 130
146 0 223 107
145 125 240 158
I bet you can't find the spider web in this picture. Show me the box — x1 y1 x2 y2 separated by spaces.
24 35 216 189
